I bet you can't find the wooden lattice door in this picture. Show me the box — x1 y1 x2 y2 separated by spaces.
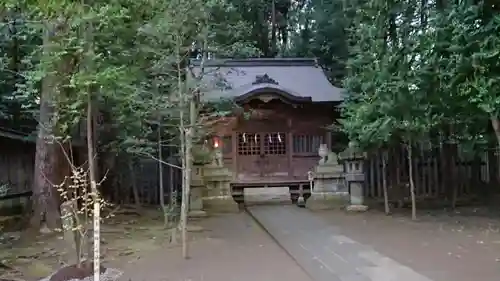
261 132 289 181
236 132 290 183
236 133 262 182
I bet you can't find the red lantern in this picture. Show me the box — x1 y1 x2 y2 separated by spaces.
213 136 220 148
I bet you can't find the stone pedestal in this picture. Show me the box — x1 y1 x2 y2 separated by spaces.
189 187 207 218
202 165 239 213
345 181 368 212
342 149 368 212
189 166 207 218
306 163 348 210
307 191 349 210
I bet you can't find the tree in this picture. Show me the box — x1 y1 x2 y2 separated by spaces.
341 0 500 217
135 0 257 258
287 0 349 85
341 0 442 220
30 24 61 230
2 0 150 230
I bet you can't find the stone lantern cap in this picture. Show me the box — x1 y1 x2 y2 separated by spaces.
338 141 366 162
340 142 366 183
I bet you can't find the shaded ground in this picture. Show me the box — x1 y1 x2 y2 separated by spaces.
314 207 500 281
5 191 499 281
1 208 175 281
1 207 310 281
119 211 311 281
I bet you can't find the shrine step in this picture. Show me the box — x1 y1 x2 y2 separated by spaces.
244 187 291 204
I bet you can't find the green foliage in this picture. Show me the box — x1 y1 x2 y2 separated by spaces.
340 0 500 151
287 0 348 85
4 0 498 159
0 0 259 157
0 13 40 123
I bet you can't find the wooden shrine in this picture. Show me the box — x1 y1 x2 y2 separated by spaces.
189 58 345 205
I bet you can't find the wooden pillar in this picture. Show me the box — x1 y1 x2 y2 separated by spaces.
287 118 293 177
326 130 332 150
231 131 238 180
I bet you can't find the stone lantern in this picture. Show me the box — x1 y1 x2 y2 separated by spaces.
201 139 239 213
188 164 206 218
339 142 368 212
189 144 208 218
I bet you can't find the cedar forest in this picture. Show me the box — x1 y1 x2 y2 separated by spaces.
1 0 500 235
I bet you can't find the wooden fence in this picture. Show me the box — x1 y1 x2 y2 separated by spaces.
364 144 498 202
0 129 181 210
0 133 35 214
5 126 500 208
0 134 35 197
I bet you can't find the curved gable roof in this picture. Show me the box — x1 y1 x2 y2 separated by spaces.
189 58 345 103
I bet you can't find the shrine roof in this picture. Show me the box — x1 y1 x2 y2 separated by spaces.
188 58 345 103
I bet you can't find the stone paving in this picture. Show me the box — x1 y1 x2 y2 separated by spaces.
247 205 435 281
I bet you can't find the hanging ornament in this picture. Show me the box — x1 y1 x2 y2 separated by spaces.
277 133 282 143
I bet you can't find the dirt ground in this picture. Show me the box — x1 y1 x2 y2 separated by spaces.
314 206 500 281
1 207 310 281
1 208 173 281
120 211 311 281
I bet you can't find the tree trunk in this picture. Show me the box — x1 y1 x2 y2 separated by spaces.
177 124 185 246
440 138 450 200
169 159 175 207
450 144 459 209
86 87 101 278
84 14 100 276
179 124 187 256
491 117 500 156
158 126 166 226
270 0 277 56
177 38 188 255
382 150 390 215
407 143 417 220
181 83 197 259
487 147 498 185
30 24 61 231
182 126 193 259
441 127 458 208
471 153 481 188
128 158 141 209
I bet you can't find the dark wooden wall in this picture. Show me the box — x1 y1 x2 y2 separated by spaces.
0 137 35 197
